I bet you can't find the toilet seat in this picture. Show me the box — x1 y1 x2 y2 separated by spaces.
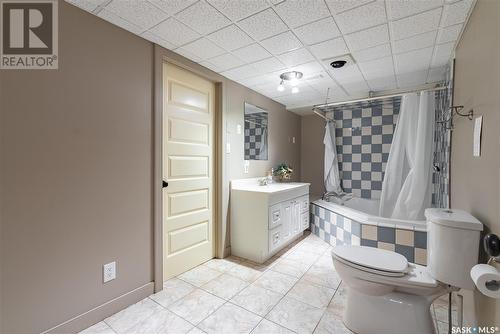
332 246 408 276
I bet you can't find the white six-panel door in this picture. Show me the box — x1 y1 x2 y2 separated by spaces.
163 63 214 280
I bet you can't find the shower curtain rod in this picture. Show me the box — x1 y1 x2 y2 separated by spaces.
312 86 447 111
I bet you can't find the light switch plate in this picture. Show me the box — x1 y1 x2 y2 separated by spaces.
103 262 116 283
244 160 249 174
226 142 231 154
236 124 242 134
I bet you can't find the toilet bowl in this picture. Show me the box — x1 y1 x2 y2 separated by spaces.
331 209 483 334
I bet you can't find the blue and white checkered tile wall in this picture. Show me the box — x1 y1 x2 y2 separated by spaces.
311 204 427 265
244 112 267 160
320 97 401 199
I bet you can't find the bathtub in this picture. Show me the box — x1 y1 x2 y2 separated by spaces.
311 197 428 265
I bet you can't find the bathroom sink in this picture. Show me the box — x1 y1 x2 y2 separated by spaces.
231 179 309 194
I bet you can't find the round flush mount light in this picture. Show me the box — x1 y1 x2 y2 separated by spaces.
276 71 303 92
330 60 347 68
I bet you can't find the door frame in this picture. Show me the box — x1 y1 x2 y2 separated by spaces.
153 45 225 292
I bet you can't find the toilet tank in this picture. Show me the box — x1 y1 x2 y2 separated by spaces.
425 208 483 289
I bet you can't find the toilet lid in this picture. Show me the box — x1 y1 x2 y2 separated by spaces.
332 246 408 274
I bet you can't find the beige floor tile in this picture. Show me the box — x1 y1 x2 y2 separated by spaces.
188 327 206 334
79 321 115 334
285 250 320 265
201 273 249 300
178 266 222 287
230 284 283 317
302 264 341 289
288 280 336 309
203 258 241 273
168 289 224 325
253 270 298 295
105 298 163 333
151 278 195 308
198 303 262 334
122 309 193 334
314 309 353 334
271 258 311 278
251 319 294 334
266 296 324 334
227 262 265 282
327 283 348 318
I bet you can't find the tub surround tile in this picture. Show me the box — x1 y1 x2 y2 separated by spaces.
105 298 163 333
396 229 415 246
377 226 396 243
168 289 225 325
414 247 427 265
377 241 395 251
361 224 377 240
230 284 283 316
266 297 324 334
198 303 262 334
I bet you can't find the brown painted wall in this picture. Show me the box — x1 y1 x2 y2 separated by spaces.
0 2 301 333
451 0 500 325
300 115 326 197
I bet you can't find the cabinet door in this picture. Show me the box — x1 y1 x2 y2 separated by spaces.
269 204 282 229
281 201 292 241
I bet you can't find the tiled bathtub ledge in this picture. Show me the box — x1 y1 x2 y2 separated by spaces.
310 203 427 266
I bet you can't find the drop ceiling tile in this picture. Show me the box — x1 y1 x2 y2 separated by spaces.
238 74 276 88
180 38 225 60
98 9 144 35
274 0 331 28
199 60 223 73
441 0 474 27
252 57 286 74
436 24 463 44
344 24 389 51
141 31 176 50
325 0 374 15
105 0 169 30
150 18 200 46
207 0 269 20
427 66 447 83
393 30 437 54
310 37 349 60
292 61 325 76
148 0 197 16
390 8 442 40
232 43 272 63
207 25 253 51
222 64 259 81
358 56 394 80
395 47 433 74
397 70 428 88
387 0 443 20
261 31 302 55
278 48 315 67
334 0 387 34
367 75 397 91
238 8 288 40
431 42 454 67
176 0 231 35
207 53 245 71
352 43 391 62
174 48 202 62
66 0 108 12
294 17 341 45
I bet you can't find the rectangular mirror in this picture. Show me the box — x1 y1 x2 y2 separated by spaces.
244 102 268 160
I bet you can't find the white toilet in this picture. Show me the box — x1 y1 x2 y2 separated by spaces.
331 208 483 334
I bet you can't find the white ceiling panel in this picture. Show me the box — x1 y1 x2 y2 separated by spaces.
351 43 391 62
387 0 443 20
442 0 474 27
68 0 476 111
436 24 463 44
238 8 288 40
207 25 253 51
176 1 231 35
390 8 442 40
395 47 434 74
106 0 169 30
261 31 302 55
232 43 272 63
325 0 374 15
274 0 331 28
294 17 341 46
207 0 269 21
98 9 143 35
180 38 225 60
393 30 437 54
278 48 315 67
149 18 200 46
208 53 245 71
310 37 349 60
344 24 389 51
149 0 197 16
334 1 387 34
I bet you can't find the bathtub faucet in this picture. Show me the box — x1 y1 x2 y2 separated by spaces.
322 191 352 204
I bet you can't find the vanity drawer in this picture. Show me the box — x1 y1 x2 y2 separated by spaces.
269 226 282 253
269 204 282 229
301 212 310 230
299 195 309 213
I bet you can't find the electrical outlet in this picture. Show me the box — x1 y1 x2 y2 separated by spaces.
103 261 116 283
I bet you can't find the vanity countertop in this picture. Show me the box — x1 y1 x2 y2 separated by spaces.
231 178 310 194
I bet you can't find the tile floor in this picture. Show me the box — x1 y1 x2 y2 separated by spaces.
80 233 457 334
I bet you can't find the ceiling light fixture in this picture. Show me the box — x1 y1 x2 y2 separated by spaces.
291 87 299 94
277 80 285 92
277 71 303 93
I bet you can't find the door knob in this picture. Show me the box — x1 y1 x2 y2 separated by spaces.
163 181 168 188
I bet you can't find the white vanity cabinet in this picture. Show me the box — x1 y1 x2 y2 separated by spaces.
230 178 310 263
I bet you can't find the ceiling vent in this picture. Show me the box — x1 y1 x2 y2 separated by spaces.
322 54 355 70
